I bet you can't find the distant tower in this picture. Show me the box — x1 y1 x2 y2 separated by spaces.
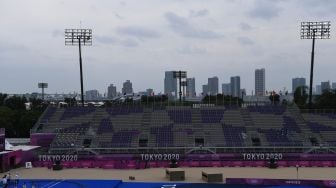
122 80 133 94
164 71 177 98
186 78 196 97
292 78 306 93
208 76 219 95
107 84 117 99
230 76 240 97
255 68 265 96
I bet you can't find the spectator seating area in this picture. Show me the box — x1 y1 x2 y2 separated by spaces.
32 105 336 151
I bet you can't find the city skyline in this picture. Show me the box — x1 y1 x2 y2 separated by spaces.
0 0 335 95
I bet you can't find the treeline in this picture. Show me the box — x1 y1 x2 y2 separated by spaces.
0 93 46 138
294 86 336 109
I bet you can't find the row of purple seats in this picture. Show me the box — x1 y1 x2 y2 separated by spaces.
283 116 301 133
201 109 225 123
312 112 336 119
151 125 174 147
106 106 143 116
58 123 90 134
97 118 114 134
247 105 285 115
222 124 246 147
40 107 57 123
60 107 96 120
307 122 336 133
258 128 300 146
110 131 139 147
153 105 166 111
168 109 192 124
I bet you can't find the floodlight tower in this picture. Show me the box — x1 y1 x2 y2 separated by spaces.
173 71 187 103
38 82 48 100
300 21 330 109
65 29 92 106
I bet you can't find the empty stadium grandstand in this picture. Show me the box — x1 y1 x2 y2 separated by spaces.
30 103 336 155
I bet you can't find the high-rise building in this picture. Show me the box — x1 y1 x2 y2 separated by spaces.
230 76 241 97
164 71 177 97
202 84 209 95
332 82 336 89
122 80 133 94
222 83 231 95
292 78 306 93
107 84 117 99
85 90 99 100
208 76 219 95
321 81 330 93
186 78 196 97
316 85 322 95
255 68 265 96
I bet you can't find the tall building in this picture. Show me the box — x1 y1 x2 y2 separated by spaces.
230 76 241 97
122 80 133 94
255 68 265 96
321 81 330 93
316 85 322 95
332 82 336 89
186 78 196 97
222 83 231 95
107 84 117 99
164 71 177 97
202 84 208 95
208 76 219 95
292 78 306 93
85 90 99 100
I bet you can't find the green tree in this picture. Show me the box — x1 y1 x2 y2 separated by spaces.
294 86 308 108
4 96 27 110
314 90 336 109
0 106 15 137
0 93 8 106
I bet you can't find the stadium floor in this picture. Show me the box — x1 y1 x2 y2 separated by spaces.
10 179 318 188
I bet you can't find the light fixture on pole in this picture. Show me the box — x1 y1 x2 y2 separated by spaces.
300 21 330 109
65 29 92 106
38 83 48 100
173 71 187 103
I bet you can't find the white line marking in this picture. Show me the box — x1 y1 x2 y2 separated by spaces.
46 180 65 188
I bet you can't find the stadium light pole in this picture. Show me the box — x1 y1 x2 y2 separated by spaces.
65 29 92 107
300 21 330 109
38 83 48 100
173 71 187 103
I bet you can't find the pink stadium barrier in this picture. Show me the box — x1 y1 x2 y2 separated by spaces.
190 161 199 167
277 161 288 167
31 158 336 169
211 161 221 167
310 161 322 167
199 161 212 167
299 161 310 167
233 161 243 167
322 161 333 167
102 161 115 169
254 161 265 167
127 160 137 169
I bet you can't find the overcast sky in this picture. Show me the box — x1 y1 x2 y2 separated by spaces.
0 0 335 95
